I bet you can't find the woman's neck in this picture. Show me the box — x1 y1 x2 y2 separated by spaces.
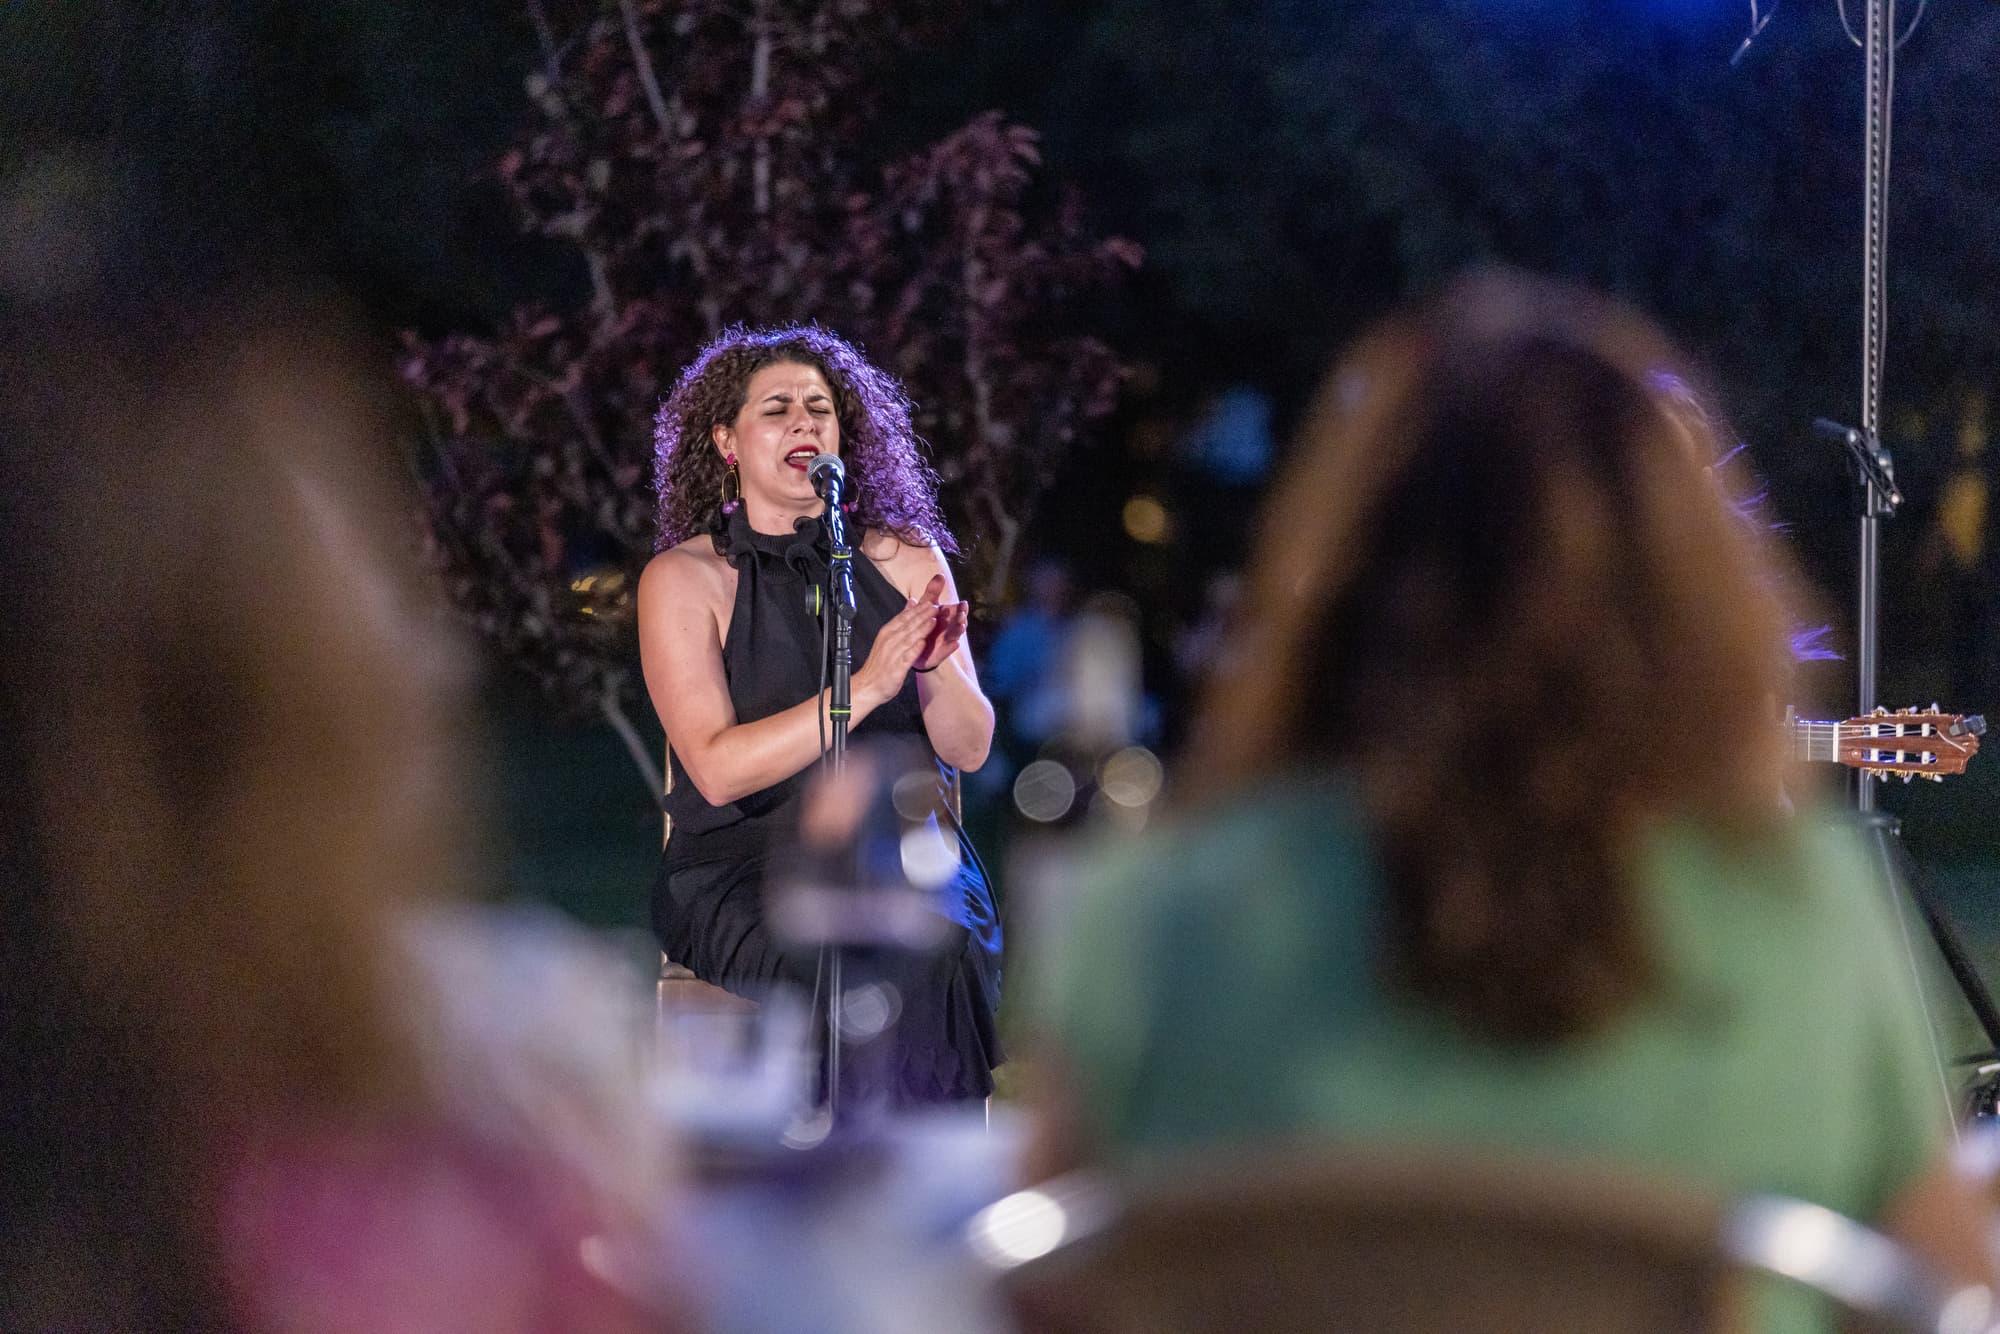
740 493 821 536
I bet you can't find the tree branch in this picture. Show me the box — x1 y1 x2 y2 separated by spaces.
751 0 772 216
983 509 1021 607
601 676 666 805
619 0 674 139
524 0 562 82
584 247 617 320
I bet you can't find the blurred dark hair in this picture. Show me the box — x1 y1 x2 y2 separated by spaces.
652 323 953 553
0 271 470 1325
1192 270 1801 1044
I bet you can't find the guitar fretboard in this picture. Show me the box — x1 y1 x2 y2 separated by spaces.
1792 719 1845 764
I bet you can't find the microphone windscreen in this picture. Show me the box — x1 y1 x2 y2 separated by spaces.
808 451 845 495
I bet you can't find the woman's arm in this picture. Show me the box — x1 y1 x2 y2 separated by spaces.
637 548 936 806
869 538 994 773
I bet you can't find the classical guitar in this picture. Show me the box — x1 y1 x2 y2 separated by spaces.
1792 707 1985 782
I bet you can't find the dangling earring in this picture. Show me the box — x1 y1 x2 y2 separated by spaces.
720 454 741 515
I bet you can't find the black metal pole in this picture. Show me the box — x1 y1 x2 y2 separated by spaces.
821 499 858 1116
1836 0 2000 1116
1854 0 1894 811
825 491 857 762
830 610 852 765
1857 495 1881 811
824 494 858 764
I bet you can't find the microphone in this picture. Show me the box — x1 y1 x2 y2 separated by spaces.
806 452 857 619
808 451 845 505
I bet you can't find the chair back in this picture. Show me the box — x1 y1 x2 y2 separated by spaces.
973 1146 1986 1334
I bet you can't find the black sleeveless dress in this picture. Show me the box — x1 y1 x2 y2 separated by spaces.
650 507 1003 1103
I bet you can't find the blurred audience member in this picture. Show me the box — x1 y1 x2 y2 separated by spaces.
1051 593 1154 762
0 169 674 1330
1027 272 1992 1298
1171 569 1243 694
1177 384 1276 486
984 557 1078 764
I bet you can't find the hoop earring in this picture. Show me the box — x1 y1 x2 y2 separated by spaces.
720 455 741 515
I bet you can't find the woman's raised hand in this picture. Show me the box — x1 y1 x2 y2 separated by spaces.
855 591 943 707
911 573 969 672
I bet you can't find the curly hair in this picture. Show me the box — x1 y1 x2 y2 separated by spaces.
652 324 954 555
1192 270 1803 1044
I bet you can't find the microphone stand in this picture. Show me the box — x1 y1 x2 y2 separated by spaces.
1814 0 2000 1118
820 480 858 1119
1809 417 1901 763
1816 417 2000 1074
824 490 858 763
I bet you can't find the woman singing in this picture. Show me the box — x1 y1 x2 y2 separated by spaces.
639 324 1001 1104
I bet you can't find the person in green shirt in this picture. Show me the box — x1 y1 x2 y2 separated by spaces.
1027 271 1992 1317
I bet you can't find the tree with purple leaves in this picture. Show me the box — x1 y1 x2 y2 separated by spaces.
401 0 1137 796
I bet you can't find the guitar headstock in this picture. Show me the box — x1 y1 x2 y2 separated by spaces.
1830 706 1985 780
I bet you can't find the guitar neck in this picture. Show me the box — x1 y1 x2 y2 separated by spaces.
1792 718 1844 765
1791 711 1984 777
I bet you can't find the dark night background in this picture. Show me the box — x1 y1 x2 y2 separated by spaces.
5 2 1998 1027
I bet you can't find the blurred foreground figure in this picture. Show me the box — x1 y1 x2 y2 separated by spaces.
1027 272 1993 1318
0 182 675 1329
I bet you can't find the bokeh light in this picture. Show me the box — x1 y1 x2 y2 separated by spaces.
967 1189 1071 1267
1013 758 1078 823
1099 745 1165 808
899 821 962 888
1121 494 1172 544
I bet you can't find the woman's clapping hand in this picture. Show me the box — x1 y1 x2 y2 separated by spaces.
855 575 966 705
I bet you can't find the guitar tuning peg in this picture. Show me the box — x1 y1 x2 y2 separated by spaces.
1929 702 1941 713
1902 772 1915 783
1927 773 1945 783
1873 706 1889 716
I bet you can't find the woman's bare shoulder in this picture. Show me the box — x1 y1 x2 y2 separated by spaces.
640 535 732 607
862 529 953 591
860 528 949 571
858 527 905 562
